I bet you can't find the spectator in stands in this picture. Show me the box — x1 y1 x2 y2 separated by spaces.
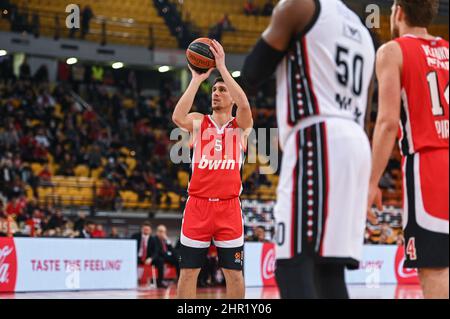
97 179 117 210
380 222 395 245
34 127 50 149
80 6 94 39
19 58 31 80
39 213 50 233
0 55 15 82
0 199 5 218
34 64 49 83
5 196 23 217
244 0 258 16
74 211 87 233
152 224 179 287
57 60 70 82
85 144 102 169
56 154 75 176
47 209 66 230
247 226 269 242
0 155 16 195
0 215 7 237
77 220 95 238
38 164 52 182
208 14 235 42
261 0 274 16
131 221 157 267
91 224 106 238
25 209 42 237
24 197 38 217
43 228 58 237
219 13 235 32
37 87 56 109
127 169 147 201
101 158 127 185
61 220 76 238
13 195 28 225
10 176 25 199
9 4 26 32
0 124 19 150
109 226 121 239
5 215 19 237
31 11 40 38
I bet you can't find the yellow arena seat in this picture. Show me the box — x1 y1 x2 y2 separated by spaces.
31 163 43 175
74 165 90 177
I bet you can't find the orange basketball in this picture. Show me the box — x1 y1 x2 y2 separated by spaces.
186 38 216 73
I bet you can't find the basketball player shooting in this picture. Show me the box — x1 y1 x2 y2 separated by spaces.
368 0 449 299
172 39 253 299
242 0 375 298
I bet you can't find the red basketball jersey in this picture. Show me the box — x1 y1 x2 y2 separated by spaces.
188 115 245 199
395 35 449 155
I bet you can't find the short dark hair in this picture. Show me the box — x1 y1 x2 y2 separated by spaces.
213 77 224 85
142 221 152 228
395 0 439 27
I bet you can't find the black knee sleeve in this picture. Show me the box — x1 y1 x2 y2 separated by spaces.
275 255 318 299
315 263 349 299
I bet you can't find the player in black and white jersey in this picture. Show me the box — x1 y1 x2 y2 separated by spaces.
242 0 375 298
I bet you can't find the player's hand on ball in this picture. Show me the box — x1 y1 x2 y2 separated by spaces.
188 64 215 83
209 39 226 71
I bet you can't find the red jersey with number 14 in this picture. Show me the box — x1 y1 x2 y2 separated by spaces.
188 115 245 200
394 35 449 155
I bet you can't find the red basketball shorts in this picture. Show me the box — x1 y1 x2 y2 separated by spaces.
402 149 449 268
179 196 244 269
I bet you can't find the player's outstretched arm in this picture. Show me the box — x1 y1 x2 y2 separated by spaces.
172 66 214 132
241 0 316 90
368 41 403 212
210 39 253 131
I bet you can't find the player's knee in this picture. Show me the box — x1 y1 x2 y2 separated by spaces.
418 267 449 280
180 268 200 280
222 269 244 284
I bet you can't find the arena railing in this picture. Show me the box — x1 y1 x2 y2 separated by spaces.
5 6 163 49
36 177 185 212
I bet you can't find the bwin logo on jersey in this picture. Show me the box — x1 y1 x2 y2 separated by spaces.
198 155 236 170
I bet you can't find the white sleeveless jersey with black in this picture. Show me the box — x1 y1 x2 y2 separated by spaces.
274 0 375 267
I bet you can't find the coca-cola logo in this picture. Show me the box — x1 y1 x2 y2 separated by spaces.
0 238 18 292
260 243 276 286
395 244 419 284
0 246 13 282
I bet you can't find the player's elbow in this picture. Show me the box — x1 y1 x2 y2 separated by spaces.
377 117 398 133
237 100 251 111
172 114 183 127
